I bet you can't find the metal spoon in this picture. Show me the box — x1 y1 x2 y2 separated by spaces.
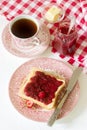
68 16 76 34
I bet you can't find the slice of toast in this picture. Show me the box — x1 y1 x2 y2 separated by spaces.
18 68 66 109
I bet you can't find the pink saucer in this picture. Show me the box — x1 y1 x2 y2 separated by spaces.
9 58 80 122
2 23 50 58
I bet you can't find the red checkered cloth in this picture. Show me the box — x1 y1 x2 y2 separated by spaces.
0 0 87 73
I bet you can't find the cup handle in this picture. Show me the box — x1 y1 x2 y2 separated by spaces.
32 37 40 46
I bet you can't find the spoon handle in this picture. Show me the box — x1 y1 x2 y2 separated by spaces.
67 16 75 34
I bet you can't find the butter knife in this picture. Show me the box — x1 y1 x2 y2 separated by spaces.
48 67 83 126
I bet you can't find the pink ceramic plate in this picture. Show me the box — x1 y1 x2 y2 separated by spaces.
2 23 50 58
9 58 80 122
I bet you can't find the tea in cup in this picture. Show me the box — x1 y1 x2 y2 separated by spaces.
9 15 40 51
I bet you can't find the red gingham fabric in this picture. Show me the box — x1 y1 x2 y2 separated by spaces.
0 0 87 73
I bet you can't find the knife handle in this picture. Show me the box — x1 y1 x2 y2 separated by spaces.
48 91 68 126
48 107 60 126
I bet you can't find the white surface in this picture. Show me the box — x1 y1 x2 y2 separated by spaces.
0 15 87 130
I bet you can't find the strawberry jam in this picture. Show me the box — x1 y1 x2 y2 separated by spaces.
24 71 63 104
59 26 74 34
55 21 77 55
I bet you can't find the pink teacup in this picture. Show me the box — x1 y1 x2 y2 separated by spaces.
9 15 40 51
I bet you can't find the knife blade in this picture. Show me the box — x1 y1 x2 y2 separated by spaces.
48 67 83 126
